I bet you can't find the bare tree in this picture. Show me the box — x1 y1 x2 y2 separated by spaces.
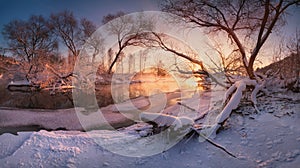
162 0 300 79
140 32 227 87
107 48 114 70
0 47 8 56
3 15 57 63
80 18 97 40
204 39 246 83
2 15 58 79
271 38 286 63
102 12 154 73
116 51 125 74
139 50 149 72
49 11 96 60
287 29 300 90
287 29 300 55
128 54 134 73
79 18 104 64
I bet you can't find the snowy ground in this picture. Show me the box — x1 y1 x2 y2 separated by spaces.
0 90 299 168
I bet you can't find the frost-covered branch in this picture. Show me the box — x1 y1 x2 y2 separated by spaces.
204 79 263 138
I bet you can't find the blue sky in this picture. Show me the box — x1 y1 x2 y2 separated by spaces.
0 0 159 25
0 0 159 47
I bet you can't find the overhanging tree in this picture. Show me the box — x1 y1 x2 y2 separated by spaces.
161 0 300 79
150 0 300 139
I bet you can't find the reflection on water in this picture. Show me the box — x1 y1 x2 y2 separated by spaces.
0 88 74 109
0 75 200 109
97 76 186 109
113 80 181 102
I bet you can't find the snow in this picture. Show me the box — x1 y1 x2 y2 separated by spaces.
0 88 299 167
201 79 261 138
8 80 31 86
140 112 194 131
217 79 257 124
104 96 150 112
0 106 135 132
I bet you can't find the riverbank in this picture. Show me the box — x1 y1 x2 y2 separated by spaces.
0 90 299 167
0 90 191 135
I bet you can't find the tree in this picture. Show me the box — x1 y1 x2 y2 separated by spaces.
138 50 149 73
141 32 227 87
287 29 300 55
107 48 114 70
2 15 57 63
116 51 125 74
204 39 246 83
0 47 6 56
162 0 300 79
49 11 96 60
150 1 300 139
128 54 134 73
286 29 300 91
2 15 58 79
102 12 154 73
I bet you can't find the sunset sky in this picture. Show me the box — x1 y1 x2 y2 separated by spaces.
0 0 299 67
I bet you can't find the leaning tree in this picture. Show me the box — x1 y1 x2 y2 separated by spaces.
151 0 300 139
102 12 154 74
161 0 299 79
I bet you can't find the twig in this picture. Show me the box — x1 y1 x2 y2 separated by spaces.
45 64 73 79
194 129 237 158
192 127 236 158
194 111 209 122
177 102 196 111
184 131 196 144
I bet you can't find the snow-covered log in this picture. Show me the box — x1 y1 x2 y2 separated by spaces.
204 79 262 138
6 80 40 92
140 112 194 132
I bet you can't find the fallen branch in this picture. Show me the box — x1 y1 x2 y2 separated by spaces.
206 79 262 138
45 64 73 79
177 102 196 111
199 132 237 158
42 85 75 91
174 65 208 76
138 78 265 158
140 111 237 158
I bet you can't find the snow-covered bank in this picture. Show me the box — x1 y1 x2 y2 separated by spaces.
0 90 192 134
0 95 150 134
0 91 299 167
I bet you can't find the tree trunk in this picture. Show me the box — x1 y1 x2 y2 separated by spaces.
108 50 122 74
